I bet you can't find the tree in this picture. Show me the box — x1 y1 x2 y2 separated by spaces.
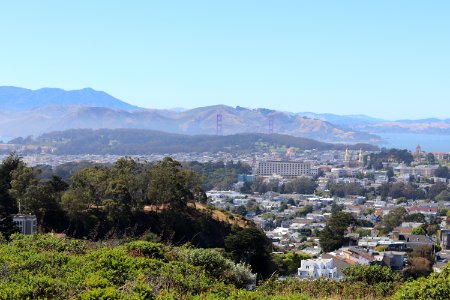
104 179 134 225
436 190 450 202
109 157 150 212
62 166 109 214
9 162 39 213
224 227 274 277
331 203 344 214
435 166 449 178
251 177 279 194
438 207 449 216
426 224 438 235
404 246 434 279
329 183 364 197
148 157 205 210
427 182 448 200
296 205 313 217
377 183 391 200
404 213 426 223
403 183 425 199
381 207 408 233
390 182 406 199
362 207 375 216
426 153 436 164
411 225 426 235
235 205 247 216
374 245 389 252
0 153 23 215
396 197 408 205
319 212 356 253
273 252 311 276
47 175 69 193
284 177 317 194
387 168 395 181
185 160 251 191
404 257 433 279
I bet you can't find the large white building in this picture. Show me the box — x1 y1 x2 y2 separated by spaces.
256 161 313 177
396 165 439 178
297 258 339 280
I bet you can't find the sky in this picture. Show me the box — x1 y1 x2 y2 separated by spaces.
0 1 449 120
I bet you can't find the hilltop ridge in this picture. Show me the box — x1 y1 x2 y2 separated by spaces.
0 86 138 110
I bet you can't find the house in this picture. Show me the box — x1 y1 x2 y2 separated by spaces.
391 232 434 250
407 206 438 217
358 236 406 251
377 251 405 270
342 247 375 265
297 258 339 280
439 229 450 250
12 214 37 235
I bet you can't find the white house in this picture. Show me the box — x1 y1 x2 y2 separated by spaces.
297 258 339 280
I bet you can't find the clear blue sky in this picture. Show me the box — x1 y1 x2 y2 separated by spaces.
1 1 449 119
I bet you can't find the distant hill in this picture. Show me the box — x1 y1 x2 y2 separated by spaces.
295 112 450 135
355 120 450 134
30 128 378 155
0 95 380 143
296 112 386 127
0 86 138 110
4 86 449 143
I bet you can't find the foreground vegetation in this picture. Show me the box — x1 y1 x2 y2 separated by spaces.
2 234 449 299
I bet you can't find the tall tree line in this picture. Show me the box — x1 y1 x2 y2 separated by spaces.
0 154 206 239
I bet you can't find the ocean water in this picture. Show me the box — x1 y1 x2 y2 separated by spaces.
377 133 450 152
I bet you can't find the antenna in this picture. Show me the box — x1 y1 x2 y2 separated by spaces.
268 116 274 134
216 114 223 136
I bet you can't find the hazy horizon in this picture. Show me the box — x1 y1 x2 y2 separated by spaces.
1 85 448 122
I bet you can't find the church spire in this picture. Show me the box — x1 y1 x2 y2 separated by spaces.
344 147 350 162
358 149 364 166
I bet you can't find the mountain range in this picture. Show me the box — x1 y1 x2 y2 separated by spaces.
0 86 449 145
297 112 450 135
0 86 137 110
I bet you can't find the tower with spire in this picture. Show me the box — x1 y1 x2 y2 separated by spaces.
358 149 364 167
344 147 351 167
415 144 423 158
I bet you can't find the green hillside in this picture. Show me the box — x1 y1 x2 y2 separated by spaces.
31 128 378 155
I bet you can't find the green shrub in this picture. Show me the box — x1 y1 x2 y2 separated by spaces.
80 287 127 300
0 234 411 299
175 247 255 287
392 263 450 300
342 264 402 285
123 241 164 259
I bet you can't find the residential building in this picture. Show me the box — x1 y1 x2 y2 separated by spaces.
439 229 450 250
12 214 37 235
297 258 339 280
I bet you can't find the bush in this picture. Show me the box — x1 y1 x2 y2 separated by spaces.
273 252 311 276
80 287 127 300
175 247 255 287
342 265 402 285
393 263 450 300
123 241 164 259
